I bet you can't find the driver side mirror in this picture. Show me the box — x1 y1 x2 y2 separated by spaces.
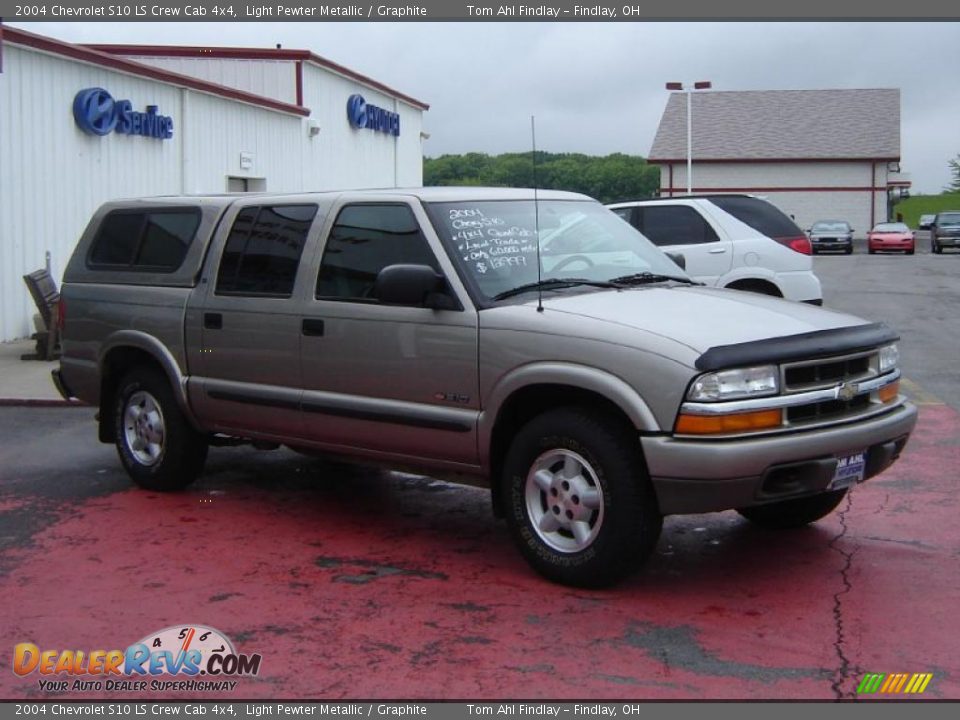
665 252 686 270
374 264 460 310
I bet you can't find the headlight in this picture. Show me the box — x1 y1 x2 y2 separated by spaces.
878 343 899 373
687 365 779 402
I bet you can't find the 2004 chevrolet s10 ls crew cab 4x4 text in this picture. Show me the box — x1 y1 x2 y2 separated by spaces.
53 188 917 587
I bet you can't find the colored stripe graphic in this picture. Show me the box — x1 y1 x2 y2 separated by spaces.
857 673 885 694
858 673 932 694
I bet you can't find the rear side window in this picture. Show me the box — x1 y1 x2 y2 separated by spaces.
316 204 438 302
88 209 200 271
708 196 802 239
639 206 720 246
215 205 318 297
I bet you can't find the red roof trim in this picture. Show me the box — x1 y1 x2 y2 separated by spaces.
86 43 430 111
651 157 900 164
5 28 310 117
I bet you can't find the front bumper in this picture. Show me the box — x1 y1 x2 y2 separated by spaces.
811 239 852 251
870 240 913 251
935 235 960 247
641 401 917 515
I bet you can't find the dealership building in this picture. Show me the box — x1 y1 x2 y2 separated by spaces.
0 25 429 342
650 89 911 235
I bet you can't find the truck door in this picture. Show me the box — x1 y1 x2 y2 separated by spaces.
298 200 480 466
185 202 321 440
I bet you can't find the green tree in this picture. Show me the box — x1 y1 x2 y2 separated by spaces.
423 152 659 204
947 154 960 192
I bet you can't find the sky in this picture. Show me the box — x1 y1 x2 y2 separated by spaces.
9 21 960 193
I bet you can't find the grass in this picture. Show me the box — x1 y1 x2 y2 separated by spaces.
895 193 960 228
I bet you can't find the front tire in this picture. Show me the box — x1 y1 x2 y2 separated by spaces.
114 367 208 491
736 489 847 529
501 407 662 587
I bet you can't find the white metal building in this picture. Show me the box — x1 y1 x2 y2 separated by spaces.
0 26 429 342
649 89 911 235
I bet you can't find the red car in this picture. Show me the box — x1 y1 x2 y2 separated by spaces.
868 222 915 254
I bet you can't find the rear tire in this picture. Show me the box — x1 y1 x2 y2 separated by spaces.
501 407 662 587
114 367 208 491
736 489 847 529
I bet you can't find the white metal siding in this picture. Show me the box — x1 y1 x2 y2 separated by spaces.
0 42 426 341
300 63 424 190
1 44 183 342
124 56 298 105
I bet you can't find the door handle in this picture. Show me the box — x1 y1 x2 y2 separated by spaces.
302 319 325 337
203 313 223 330
708 247 727 254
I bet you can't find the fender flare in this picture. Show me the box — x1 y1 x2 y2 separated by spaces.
478 361 660 467
99 331 201 429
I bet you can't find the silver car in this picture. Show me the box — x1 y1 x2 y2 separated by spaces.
54 188 917 587
808 220 854 255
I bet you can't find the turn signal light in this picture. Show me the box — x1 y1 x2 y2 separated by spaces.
675 409 782 435
878 380 900 404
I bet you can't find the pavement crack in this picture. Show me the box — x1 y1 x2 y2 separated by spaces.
828 492 863 700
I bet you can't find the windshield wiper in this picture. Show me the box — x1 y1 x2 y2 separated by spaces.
609 272 701 286
493 277 620 301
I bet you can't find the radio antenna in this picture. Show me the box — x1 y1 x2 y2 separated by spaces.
531 115 544 313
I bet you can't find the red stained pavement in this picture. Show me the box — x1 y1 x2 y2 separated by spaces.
0 404 958 701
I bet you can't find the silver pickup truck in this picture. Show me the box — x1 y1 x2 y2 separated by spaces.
54 188 917 587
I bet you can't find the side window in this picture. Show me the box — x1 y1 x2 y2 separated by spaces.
611 207 635 226
88 209 200 270
639 206 720 246
316 204 439 302
215 205 317 297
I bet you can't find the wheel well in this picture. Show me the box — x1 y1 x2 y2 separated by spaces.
98 347 167 443
488 384 636 518
725 278 782 297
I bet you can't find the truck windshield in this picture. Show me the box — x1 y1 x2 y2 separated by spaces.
426 199 689 302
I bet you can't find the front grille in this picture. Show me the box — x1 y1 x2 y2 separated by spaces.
780 349 887 429
786 394 871 423
784 354 871 391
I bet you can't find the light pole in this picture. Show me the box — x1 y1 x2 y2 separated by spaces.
665 81 712 195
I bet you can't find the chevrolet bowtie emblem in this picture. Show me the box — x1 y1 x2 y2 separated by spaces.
838 382 859 401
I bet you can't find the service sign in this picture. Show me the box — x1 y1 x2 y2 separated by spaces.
73 87 174 140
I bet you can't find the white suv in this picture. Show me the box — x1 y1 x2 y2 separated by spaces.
607 195 823 304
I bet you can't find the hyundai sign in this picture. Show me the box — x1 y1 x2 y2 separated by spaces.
346 94 400 137
73 88 174 140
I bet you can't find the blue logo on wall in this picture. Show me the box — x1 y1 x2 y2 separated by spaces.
346 94 400 137
73 88 174 140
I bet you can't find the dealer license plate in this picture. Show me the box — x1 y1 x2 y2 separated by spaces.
830 451 866 490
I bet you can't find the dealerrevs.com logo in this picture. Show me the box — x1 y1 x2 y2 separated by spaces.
13 625 261 693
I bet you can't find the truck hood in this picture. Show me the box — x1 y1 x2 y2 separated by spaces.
527 285 868 355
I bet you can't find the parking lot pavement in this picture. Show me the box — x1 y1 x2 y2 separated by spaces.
0 401 957 701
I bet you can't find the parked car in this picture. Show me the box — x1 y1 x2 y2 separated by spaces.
930 211 960 254
867 222 915 255
606 195 822 304
807 220 854 255
54 188 915 587
918 214 936 231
